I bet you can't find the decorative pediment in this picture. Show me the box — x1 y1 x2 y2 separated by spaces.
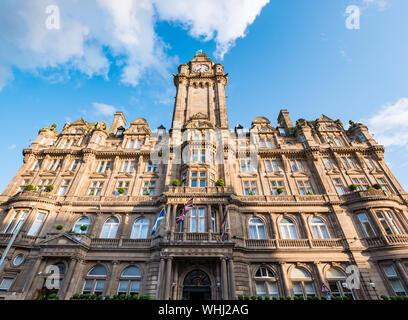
39 124 58 135
250 117 276 133
184 113 214 130
126 118 151 135
39 233 89 247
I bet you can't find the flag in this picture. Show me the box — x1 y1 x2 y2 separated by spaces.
220 208 228 237
151 208 166 236
176 197 194 224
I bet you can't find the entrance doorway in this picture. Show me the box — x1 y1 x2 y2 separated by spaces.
182 270 212 300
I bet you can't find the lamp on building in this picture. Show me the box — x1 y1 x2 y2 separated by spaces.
157 125 166 140
235 124 244 136
115 126 125 138
342 282 348 289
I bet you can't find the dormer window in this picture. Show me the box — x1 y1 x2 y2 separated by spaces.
116 126 125 138
358 133 367 142
157 125 166 140
299 134 306 142
235 124 244 136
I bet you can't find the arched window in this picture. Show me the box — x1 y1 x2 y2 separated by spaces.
74 217 90 234
131 218 149 239
117 266 142 295
100 217 119 239
83 265 107 295
310 218 330 239
254 267 279 299
280 218 299 239
290 267 316 298
326 268 354 299
249 218 267 240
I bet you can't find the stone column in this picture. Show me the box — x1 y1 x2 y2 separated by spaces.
221 257 228 300
300 213 312 239
164 257 173 300
59 258 78 299
157 258 166 300
279 263 290 297
106 261 120 296
228 259 236 300
207 204 212 233
314 262 325 296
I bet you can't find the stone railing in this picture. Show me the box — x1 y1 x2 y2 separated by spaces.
277 239 310 248
244 238 344 249
90 238 120 248
232 194 327 204
362 234 408 248
0 233 12 243
341 189 396 203
166 186 233 195
172 232 223 242
121 238 151 248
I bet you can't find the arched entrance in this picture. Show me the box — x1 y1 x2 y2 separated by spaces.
182 270 212 300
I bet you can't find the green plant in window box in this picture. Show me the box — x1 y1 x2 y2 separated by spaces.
249 191 255 196
80 293 90 300
306 191 313 195
250 295 257 300
320 295 327 300
56 225 63 231
80 225 88 232
66 229 75 234
126 294 133 300
90 294 98 300
373 183 382 190
104 295 111 300
45 185 54 192
112 294 119 300
243 295 250 300
257 296 263 300
285 296 292 300
366 185 373 190
277 187 284 195
264 296 270 300
117 187 126 195
349 184 358 191
238 295 244 300
143 190 150 196
24 184 37 191
172 179 181 187
119 294 126 300
89 191 95 196
380 295 389 300
215 179 225 187
132 294 139 300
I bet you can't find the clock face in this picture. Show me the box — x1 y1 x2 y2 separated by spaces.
193 64 209 72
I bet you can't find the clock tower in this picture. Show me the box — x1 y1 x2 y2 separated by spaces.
171 52 229 130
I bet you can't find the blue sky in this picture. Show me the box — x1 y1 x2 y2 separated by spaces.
0 0 408 192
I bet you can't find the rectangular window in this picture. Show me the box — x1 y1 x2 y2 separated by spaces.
240 159 252 172
299 134 306 142
377 178 391 192
297 181 313 195
27 212 46 236
333 178 345 195
376 210 401 235
89 181 104 196
122 161 136 173
243 181 257 195
116 181 130 195
190 172 206 188
270 180 285 195
32 160 42 171
291 160 304 172
70 160 80 171
211 211 216 232
383 265 406 296
97 161 111 173
364 158 375 169
323 158 332 169
142 181 155 196
359 133 367 142
357 213 376 238
58 180 70 196
334 138 343 147
0 278 14 291
190 208 205 232
147 161 158 173
352 178 369 191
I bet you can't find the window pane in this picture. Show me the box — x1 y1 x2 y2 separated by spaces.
256 282 267 295
83 280 93 293
129 281 140 293
118 280 128 293
94 280 105 293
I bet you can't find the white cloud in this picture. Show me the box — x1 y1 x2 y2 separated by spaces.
361 0 388 11
0 0 269 90
154 0 270 59
7 144 17 150
92 102 118 117
364 98 408 148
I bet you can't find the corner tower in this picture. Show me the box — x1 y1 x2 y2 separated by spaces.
171 52 229 130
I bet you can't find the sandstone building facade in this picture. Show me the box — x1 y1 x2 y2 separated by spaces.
1 53 408 300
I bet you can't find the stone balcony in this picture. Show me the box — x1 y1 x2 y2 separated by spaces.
341 189 401 204
244 238 344 249
165 186 234 196
362 234 408 248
